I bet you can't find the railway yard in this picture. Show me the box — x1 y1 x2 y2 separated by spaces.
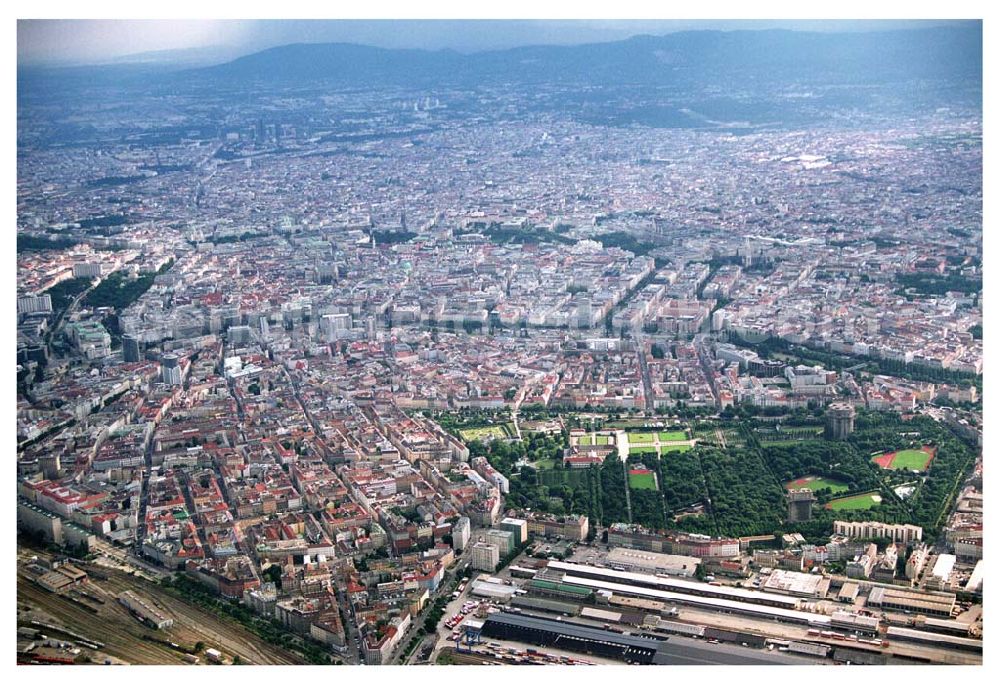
16 545 306 665
424 544 982 667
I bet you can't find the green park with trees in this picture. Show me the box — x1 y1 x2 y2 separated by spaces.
463 406 976 545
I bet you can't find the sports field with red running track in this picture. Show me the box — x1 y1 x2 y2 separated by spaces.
873 445 935 470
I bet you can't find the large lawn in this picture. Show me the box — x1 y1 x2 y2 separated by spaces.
458 425 510 442
660 444 692 454
605 419 651 429
658 430 689 442
579 434 612 446
628 432 656 444
628 470 658 490
874 446 935 471
531 458 557 470
785 475 849 494
629 445 659 455
827 492 883 511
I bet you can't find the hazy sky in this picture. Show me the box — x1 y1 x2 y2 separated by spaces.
18 19 959 67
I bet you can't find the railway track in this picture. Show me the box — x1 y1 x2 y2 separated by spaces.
18 578 178 664
19 567 304 665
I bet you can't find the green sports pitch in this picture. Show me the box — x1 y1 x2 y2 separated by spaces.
628 470 658 490
826 491 882 511
873 447 934 471
784 475 849 494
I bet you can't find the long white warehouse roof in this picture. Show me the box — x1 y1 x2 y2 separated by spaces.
546 560 801 608
557 574 831 626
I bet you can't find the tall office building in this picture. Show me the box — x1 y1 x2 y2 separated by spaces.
470 541 500 572
161 353 182 385
577 299 592 329
17 294 52 315
499 517 528 546
321 313 351 342
485 528 515 557
123 335 141 363
40 452 62 480
228 325 252 345
452 516 471 551
72 263 103 278
162 365 182 385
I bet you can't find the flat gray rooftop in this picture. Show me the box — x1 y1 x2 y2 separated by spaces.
651 634 818 666
483 612 661 650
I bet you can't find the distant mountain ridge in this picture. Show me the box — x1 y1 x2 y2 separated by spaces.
17 25 981 134
188 26 982 88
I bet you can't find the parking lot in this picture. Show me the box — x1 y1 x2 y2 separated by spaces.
566 542 613 566
429 573 480 659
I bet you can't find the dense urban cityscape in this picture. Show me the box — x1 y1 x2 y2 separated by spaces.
15 19 983 667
